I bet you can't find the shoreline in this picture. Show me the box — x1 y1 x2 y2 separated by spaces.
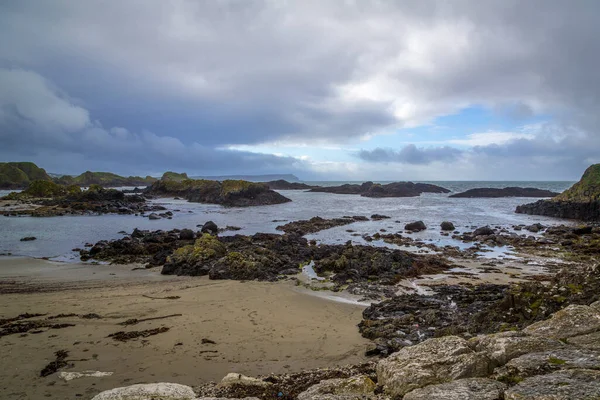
0 257 369 399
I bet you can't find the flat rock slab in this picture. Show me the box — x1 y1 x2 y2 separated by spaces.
497 348 600 380
468 331 564 367
297 375 376 400
91 383 196 400
505 369 600 400
403 378 506 400
524 304 600 339
377 336 491 398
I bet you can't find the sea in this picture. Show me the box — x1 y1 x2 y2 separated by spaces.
0 181 575 260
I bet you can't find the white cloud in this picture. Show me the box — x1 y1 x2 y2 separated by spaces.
448 131 536 147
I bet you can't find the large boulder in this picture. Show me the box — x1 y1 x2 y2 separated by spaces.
219 372 271 389
376 336 491 398
504 369 600 400
440 221 455 231
179 228 195 240
495 348 600 381
201 221 219 235
473 226 495 236
297 375 376 400
568 330 600 350
404 221 427 232
523 304 600 339
403 378 506 400
468 331 565 367
91 383 196 400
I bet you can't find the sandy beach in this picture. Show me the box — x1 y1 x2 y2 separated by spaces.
0 258 369 399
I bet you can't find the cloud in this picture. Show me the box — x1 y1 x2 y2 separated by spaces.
358 145 463 165
448 131 535 147
1 1 600 178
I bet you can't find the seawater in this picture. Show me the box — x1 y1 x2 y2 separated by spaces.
0 181 576 259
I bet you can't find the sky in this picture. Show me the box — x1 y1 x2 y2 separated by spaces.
1 0 599 181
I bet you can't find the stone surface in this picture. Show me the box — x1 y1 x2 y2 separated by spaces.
523 304 600 339
403 378 506 400
495 348 600 380
376 336 491 398
297 375 376 400
58 370 113 381
468 331 565 366
504 369 600 400
404 221 426 232
219 373 271 388
568 330 600 350
91 383 196 400
440 221 455 231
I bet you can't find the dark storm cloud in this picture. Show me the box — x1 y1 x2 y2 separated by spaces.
358 145 463 165
1 1 600 177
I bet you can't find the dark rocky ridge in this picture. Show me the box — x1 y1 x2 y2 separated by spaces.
147 178 291 207
264 180 314 190
54 171 156 187
309 181 450 197
450 187 559 198
276 216 369 235
516 164 600 221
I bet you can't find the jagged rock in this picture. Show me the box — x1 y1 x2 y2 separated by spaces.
148 213 161 220
523 304 600 339
403 378 506 400
376 336 491 398
179 229 195 240
297 375 376 400
91 382 196 399
19 236 37 241
371 214 390 220
440 221 455 231
404 221 426 232
468 331 565 367
473 226 495 236
495 348 600 381
201 221 219 235
504 369 600 399
219 372 271 388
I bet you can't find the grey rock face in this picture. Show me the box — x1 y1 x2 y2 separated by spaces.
468 331 565 367
524 304 600 339
297 375 377 400
403 378 506 400
504 369 600 400
377 336 491 398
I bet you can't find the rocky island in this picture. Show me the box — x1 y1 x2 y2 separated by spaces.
516 164 600 220
147 172 291 207
309 181 450 197
0 162 53 189
450 187 559 198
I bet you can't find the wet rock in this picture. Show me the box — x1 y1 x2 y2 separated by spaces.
473 226 495 236
440 221 455 231
19 236 37 241
504 369 600 400
179 229 195 240
148 213 161 220
276 216 365 236
525 223 544 233
370 214 390 220
468 331 565 367
403 378 506 400
91 382 197 400
297 375 376 400
523 304 600 339
201 221 219 235
495 348 600 381
376 336 491 398
309 182 449 197
450 187 558 198
573 225 593 235
404 221 426 232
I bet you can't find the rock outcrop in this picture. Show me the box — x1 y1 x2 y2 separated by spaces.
147 178 291 207
309 181 450 197
0 162 52 189
91 382 197 400
276 216 368 235
54 171 156 187
265 180 314 190
516 164 600 220
450 187 559 198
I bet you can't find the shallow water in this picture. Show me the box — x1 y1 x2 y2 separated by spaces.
0 181 576 259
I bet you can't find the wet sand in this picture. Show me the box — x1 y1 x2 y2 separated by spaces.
0 258 369 399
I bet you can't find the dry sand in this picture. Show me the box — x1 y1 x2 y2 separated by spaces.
0 258 369 399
